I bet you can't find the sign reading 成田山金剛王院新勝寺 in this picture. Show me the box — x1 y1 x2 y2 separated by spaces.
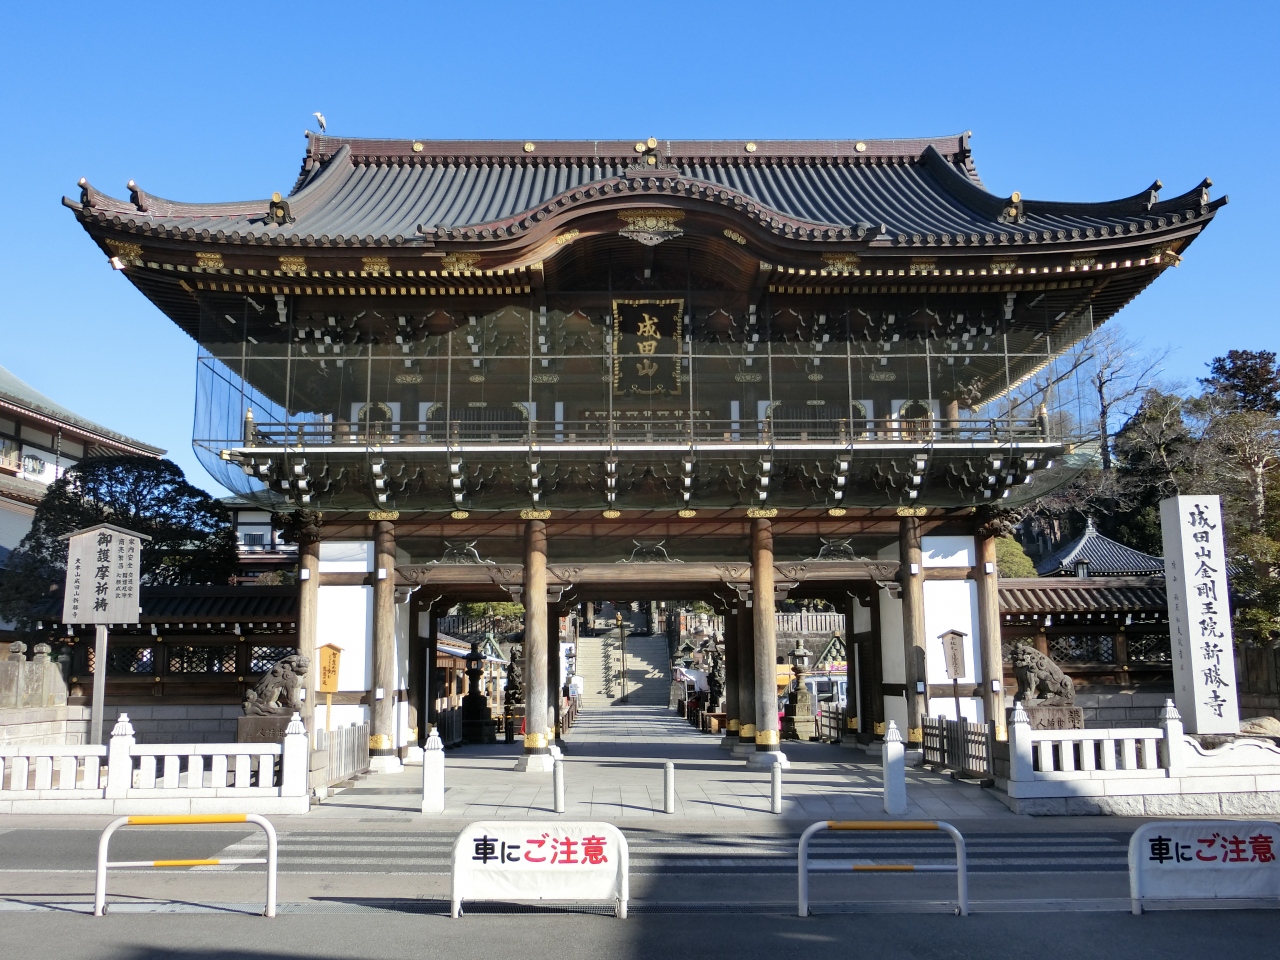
1160 496 1239 734
61 524 147 626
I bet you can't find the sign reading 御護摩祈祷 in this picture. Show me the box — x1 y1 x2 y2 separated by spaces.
451 821 629 918
612 299 683 398
1159 496 1239 734
61 524 146 625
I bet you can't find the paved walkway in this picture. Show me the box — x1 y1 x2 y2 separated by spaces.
318 705 1016 821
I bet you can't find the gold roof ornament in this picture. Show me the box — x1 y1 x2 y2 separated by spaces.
617 209 684 247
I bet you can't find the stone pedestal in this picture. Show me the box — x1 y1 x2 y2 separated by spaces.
462 717 499 744
237 715 292 743
1008 704 1084 730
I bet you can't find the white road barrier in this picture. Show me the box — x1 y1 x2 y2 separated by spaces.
451 820 629 918
94 813 278 917
797 820 968 917
1129 820 1280 914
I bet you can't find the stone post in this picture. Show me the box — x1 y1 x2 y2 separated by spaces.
1159 699 1185 777
421 727 445 813
516 520 554 771
882 720 907 815
1008 702 1033 782
720 606 740 749
370 519 401 772
975 530 1006 740
281 712 309 797
104 713 135 799
749 519 786 767
899 516 926 747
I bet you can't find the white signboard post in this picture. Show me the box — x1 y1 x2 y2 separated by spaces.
1129 821 1280 913
61 524 149 745
1159 496 1240 734
939 629 967 719
451 821 629 918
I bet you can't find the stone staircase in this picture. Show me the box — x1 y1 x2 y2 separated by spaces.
575 632 670 707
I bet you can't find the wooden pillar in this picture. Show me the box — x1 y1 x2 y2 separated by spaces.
425 600 440 727
736 603 757 750
751 519 782 758
370 520 398 765
944 398 960 438
548 605 562 744
975 532 1006 739
722 604 740 736
844 592 863 738
297 536 320 736
899 516 926 746
518 520 553 770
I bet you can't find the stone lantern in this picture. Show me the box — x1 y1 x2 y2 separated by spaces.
781 638 817 741
461 637 498 744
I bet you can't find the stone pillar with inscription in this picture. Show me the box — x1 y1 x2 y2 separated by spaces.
369 519 401 772
748 519 787 767
1160 495 1240 734
516 519 555 771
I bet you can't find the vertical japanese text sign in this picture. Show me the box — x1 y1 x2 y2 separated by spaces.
1159 496 1239 734
318 644 342 694
62 524 145 625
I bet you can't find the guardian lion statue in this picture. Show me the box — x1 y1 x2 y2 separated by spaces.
1010 645 1075 705
243 654 310 716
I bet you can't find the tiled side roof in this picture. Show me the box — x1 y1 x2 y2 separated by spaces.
0 365 164 457
1000 576 1167 613
65 134 1224 251
1034 522 1165 577
34 586 298 623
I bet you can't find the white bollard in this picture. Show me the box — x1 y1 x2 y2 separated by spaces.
883 720 907 815
663 762 675 814
421 727 445 815
553 759 565 814
770 761 783 815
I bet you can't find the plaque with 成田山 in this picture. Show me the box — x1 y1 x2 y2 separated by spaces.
612 299 683 398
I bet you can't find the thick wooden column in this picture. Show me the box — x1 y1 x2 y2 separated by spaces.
899 516 926 746
425 600 441 727
975 532 1006 739
517 520 553 771
736 602 756 752
548 605 562 744
844 592 862 739
370 520 399 768
751 519 783 761
297 536 320 736
721 605 740 743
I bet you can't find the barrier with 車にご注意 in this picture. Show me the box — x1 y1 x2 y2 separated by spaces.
1129 820 1280 914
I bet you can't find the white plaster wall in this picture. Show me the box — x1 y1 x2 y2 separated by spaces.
319 541 373 573
921 536 974 567
851 600 871 635
924 579 982 722
317 585 372 692
878 585 905 685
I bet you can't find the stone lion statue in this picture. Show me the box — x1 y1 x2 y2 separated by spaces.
1010 645 1074 705
243 654 310 716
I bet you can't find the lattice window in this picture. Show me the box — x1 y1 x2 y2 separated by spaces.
1047 634 1114 663
1001 638 1035 661
104 645 155 675
168 645 237 674
250 645 295 673
1127 633 1172 663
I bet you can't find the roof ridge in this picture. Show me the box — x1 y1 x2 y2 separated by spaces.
0 364 164 456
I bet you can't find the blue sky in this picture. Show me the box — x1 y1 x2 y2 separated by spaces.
0 1 1274 494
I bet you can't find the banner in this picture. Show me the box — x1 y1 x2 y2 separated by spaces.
1130 820 1279 912
612 299 683 398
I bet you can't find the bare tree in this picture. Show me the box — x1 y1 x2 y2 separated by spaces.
1082 327 1170 471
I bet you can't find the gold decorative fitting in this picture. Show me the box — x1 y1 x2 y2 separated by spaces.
602 509 621 519
990 257 1017 272
827 507 847 517
734 372 763 383
855 142 867 152
1010 191 1022 203
394 373 423 384
439 252 481 272
195 251 224 270
908 727 923 744
909 257 937 275
520 508 551 520
279 255 307 274
755 729 780 746
105 239 143 264
361 256 390 274
1069 256 1097 269
678 509 697 518
723 229 747 245
740 723 757 738
523 142 536 153
532 373 560 384
468 374 486 383
634 142 646 153
896 506 927 517
807 373 824 382
745 142 757 153
869 371 896 382
617 209 684 246
368 510 400 521
450 510 470 520
369 734 392 750
646 136 658 149
822 252 860 272
746 507 777 519
728 719 740 732
555 229 580 245
874 722 886 735
523 732 547 748
412 142 424 152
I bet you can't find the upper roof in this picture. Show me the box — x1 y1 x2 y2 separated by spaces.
1034 520 1165 577
0 365 164 457
66 132 1224 252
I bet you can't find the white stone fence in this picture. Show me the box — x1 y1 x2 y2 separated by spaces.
999 701 1280 816
0 713 310 814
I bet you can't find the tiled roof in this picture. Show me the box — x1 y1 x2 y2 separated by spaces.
1034 520 1165 577
1000 576 1167 614
35 586 298 623
0 471 47 507
65 133 1224 250
0 365 164 457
